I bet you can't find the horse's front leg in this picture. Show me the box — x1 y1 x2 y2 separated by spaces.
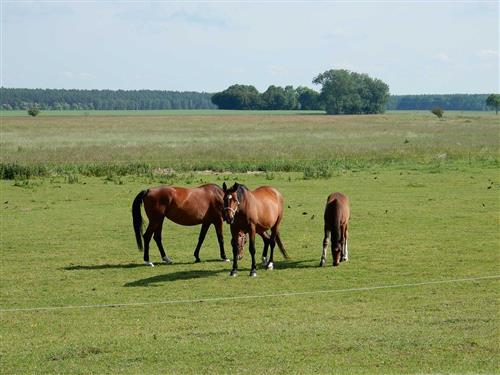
320 228 330 267
193 222 210 263
249 228 257 277
229 227 239 277
342 238 349 262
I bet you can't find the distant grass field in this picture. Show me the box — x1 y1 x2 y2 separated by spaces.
0 111 498 178
0 109 325 117
0 169 498 373
0 111 499 373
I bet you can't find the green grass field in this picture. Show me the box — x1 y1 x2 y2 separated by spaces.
0 111 499 373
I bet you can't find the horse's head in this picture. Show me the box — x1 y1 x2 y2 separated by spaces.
332 243 342 266
222 182 241 224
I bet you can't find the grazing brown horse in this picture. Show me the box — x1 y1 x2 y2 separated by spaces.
320 192 350 267
222 182 289 277
132 184 229 266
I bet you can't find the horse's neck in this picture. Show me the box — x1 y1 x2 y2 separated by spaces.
239 192 256 217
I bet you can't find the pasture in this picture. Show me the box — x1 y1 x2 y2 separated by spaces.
0 111 499 373
1 111 498 173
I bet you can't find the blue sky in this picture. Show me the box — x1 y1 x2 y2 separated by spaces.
1 1 498 94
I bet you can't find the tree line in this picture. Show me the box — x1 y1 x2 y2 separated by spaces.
0 88 216 110
1 85 496 113
212 69 389 114
387 94 491 111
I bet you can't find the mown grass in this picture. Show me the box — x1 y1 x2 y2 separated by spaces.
0 111 498 178
0 111 499 373
0 168 499 373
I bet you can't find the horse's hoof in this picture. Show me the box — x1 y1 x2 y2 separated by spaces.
162 256 173 264
250 270 257 277
266 262 274 270
230 270 238 277
319 259 325 267
145 261 154 267
194 258 201 263
261 256 268 266
221 257 230 262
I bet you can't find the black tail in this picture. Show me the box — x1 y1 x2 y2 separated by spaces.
275 233 290 260
331 200 341 247
132 190 148 251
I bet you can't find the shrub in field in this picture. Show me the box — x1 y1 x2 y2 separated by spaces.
0 163 48 179
303 163 333 179
27 106 40 117
431 107 444 119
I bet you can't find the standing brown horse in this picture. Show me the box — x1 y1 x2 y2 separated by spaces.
222 182 289 277
320 192 350 267
132 184 229 266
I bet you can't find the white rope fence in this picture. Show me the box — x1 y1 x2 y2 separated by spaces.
1 274 498 313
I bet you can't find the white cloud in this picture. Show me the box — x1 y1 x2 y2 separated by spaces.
435 53 451 63
477 49 499 59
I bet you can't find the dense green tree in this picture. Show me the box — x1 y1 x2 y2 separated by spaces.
312 69 389 115
211 84 261 109
296 86 322 110
284 85 298 110
261 86 288 110
486 94 500 114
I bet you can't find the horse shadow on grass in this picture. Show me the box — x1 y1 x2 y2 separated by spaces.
124 269 227 287
63 263 145 271
122 259 318 287
63 258 226 271
272 259 319 270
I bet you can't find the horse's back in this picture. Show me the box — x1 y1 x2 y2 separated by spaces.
144 184 223 225
325 192 350 224
250 186 284 230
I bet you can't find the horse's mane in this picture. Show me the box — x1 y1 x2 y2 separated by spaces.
229 183 248 203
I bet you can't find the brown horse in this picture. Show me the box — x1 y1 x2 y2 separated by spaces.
320 192 350 267
132 184 229 266
222 182 288 277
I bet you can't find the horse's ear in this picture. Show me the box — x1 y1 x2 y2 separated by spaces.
222 182 227 191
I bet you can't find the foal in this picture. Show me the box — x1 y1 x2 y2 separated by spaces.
320 192 350 267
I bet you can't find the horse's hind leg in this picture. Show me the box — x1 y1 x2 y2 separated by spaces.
320 228 330 267
154 219 173 264
266 230 277 270
341 228 349 262
193 222 210 263
143 224 155 266
260 231 270 266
